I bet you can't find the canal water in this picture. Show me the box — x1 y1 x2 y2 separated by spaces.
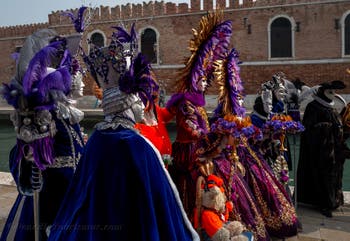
1 117 350 191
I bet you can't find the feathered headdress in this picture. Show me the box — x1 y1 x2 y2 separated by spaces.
120 53 159 110
61 6 88 33
1 40 76 170
0 6 85 171
176 10 232 94
14 29 58 84
83 23 138 90
212 48 245 119
167 10 232 110
112 23 138 57
209 49 262 140
83 23 146 118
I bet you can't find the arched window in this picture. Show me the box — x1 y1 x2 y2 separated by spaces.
344 14 350 55
270 17 292 58
15 46 22 53
90 32 105 48
141 28 157 64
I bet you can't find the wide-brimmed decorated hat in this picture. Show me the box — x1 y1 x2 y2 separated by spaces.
319 80 346 90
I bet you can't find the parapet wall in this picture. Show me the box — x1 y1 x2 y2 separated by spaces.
0 23 49 38
0 0 331 37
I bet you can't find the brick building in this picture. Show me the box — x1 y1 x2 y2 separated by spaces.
0 0 349 96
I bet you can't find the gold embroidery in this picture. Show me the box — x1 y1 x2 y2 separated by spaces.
241 136 297 230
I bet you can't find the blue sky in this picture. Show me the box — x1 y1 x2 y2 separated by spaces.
0 0 189 27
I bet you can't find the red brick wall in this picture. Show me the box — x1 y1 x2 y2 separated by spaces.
0 0 349 96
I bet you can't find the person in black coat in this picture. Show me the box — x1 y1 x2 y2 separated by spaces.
296 80 347 218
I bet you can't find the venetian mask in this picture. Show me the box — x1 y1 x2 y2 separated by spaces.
131 94 145 123
262 89 273 114
324 89 336 101
70 71 85 98
273 83 287 102
197 78 208 92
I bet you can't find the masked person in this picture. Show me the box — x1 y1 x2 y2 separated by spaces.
296 80 347 218
47 24 199 241
131 54 174 167
166 11 232 220
250 73 297 187
0 29 85 241
210 50 300 239
92 56 174 168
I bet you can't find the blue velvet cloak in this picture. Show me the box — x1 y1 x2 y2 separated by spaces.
0 117 84 241
48 126 199 241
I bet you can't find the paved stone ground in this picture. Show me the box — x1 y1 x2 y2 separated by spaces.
0 175 349 240
0 184 17 236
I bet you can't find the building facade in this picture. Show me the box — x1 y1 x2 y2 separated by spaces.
0 0 349 96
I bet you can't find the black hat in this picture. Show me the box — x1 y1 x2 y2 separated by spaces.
320 80 346 90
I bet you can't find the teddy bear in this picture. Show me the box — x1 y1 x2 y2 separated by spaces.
198 174 251 241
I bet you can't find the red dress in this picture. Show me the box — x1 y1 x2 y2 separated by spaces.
135 105 173 158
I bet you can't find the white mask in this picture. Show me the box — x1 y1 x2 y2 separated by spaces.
262 90 273 114
125 56 132 71
70 72 85 98
238 95 244 107
324 89 336 101
131 94 145 123
197 78 208 92
274 83 287 102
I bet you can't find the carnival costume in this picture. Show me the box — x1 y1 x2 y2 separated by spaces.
297 80 347 218
135 104 174 165
250 73 300 187
250 73 289 160
211 52 300 239
341 102 350 159
284 78 311 122
47 24 199 241
199 49 269 241
167 11 232 219
92 53 174 162
244 78 301 237
131 53 174 165
0 28 85 241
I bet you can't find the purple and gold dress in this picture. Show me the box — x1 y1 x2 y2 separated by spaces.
237 137 299 239
213 152 270 241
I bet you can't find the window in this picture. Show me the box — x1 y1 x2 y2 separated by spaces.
15 46 22 53
141 28 157 64
90 32 105 48
270 17 292 58
11 46 22 62
345 14 350 55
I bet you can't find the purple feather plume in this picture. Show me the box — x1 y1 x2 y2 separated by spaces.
186 20 232 93
16 137 55 170
120 53 159 107
213 48 245 118
112 23 137 43
22 42 61 95
61 6 87 33
226 48 245 117
36 66 71 101
166 92 206 111
5 38 78 171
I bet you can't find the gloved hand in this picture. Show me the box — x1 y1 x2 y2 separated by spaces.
31 164 43 191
